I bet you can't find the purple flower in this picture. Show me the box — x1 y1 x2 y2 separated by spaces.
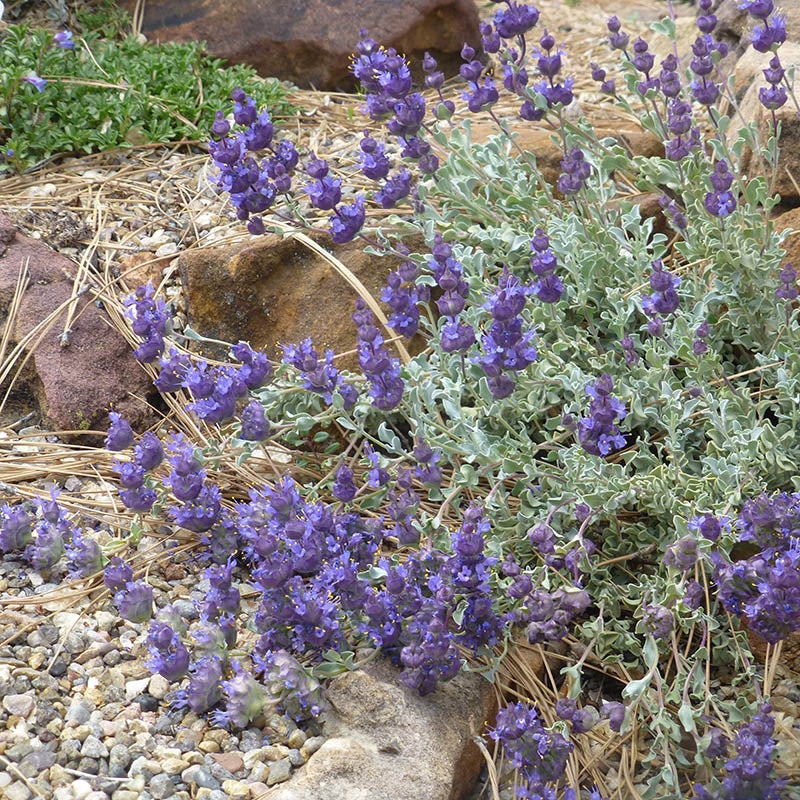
359 134 392 180
176 656 224 714
115 581 154 623
695 704 784 800
66 532 103 578
0 504 33 554
147 621 190 682
53 30 75 49
239 400 270 441
169 485 222 533
120 485 157 513
607 16 630 50
112 460 145 493
332 464 357 503
329 195 365 243
305 174 342 211
641 602 674 639
776 264 799 302
22 74 47 92
133 431 164 471
664 535 699 571
642 259 681 317
104 556 134 592
739 0 774 20
490 702 574 793
105 411 134 451
750 14 787 52
557 146 591 195
353 299 405 410
494 2 540 39
577 374 627 457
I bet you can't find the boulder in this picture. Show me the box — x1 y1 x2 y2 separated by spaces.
119 0 481 91
176 232 425 369
266 656 497 800
0 214 156 437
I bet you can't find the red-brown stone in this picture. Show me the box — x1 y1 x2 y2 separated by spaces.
0 214 156 438
120 0 481 90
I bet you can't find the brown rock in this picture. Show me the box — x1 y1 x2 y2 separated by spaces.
118 251 173 290
120 0 481 91
773 207 800 268
266 656 497 800
0 214 156 437
177 233 424 369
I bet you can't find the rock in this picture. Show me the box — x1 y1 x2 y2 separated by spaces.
266 758 292 786
467 116 663 192
265 657 497 800
4 782 33 800
773 207 800 268
734 42 800 203
2 693 35 718
65 696 94 725
80 735 109 759
0 214 157 437
181 764 220 790
148 773 176 799
209 751 245 774
118 0 480 91
177 232 424 369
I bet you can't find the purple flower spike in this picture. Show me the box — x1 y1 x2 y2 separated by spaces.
53 30 75 49
329 195 366 243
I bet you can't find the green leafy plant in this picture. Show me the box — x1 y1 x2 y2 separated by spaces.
0 22 292 172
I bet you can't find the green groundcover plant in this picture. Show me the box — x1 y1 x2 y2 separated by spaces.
0 12 290 172
2 1 800 798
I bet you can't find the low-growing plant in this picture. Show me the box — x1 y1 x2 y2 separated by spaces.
2 0 799 798
0 19 292 172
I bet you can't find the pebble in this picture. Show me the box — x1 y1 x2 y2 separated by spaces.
198 740 221 753
82 734 109 759
5 781 33 800
210 750 244 773
267 758 292 786
148 674 171 700
2 694 35 718
126 678 151 702
181 764 220 790
65 697 93 725
286 728 307 749
300 736 325 759
162 756 191 774
71 779 94 800
148 772 177 799
221 780 250 799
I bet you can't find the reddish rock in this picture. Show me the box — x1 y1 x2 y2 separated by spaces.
120 0 481 90
177 233 425 369
0 214 156 437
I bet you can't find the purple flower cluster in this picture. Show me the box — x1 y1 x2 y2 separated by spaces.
208 89 298 236
123 284 170 363
760 54 788 111
522 586 591 644
351 32 437 174
282 338 357 409
557 146 592 196
381 255 428 338
256 649 325 721
741 0 787 53
577 373 627 457
107 418 164 514
708 492 800 643
642 258 681 320
460 43 500 114
489 701 574 799
429 235 476 354
695 704 784 800
237 476 380 660
352 299 405 411
704 159 737 218
530 228 564 303
475 268 537 400
776 264 799 303
164 433 222 533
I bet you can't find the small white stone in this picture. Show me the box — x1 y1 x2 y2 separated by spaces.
125 677 151 701
155 241 178 257
148 673 170 700
71 779 93 800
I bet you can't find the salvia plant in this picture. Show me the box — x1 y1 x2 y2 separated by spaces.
2 0 800 797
